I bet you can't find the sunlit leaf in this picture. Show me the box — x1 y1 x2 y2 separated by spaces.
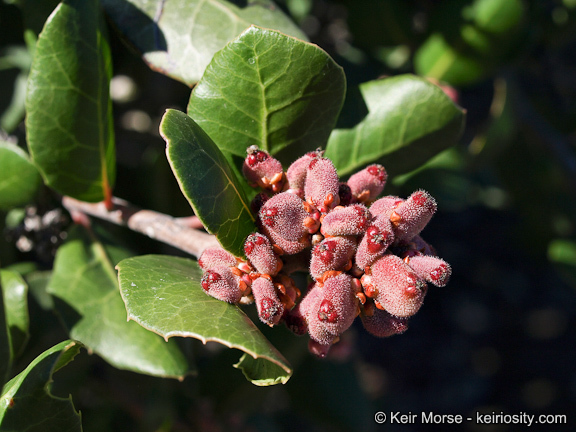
325 75 465 178
117 254 292 385
162 109 255 257
101 0 306 86
234 353 292 386
188 25 346 167
26 0 115 202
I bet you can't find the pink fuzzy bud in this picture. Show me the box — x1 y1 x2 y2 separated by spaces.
304 157 340 213
309 236 356 280
279 250 309 275
284 307 308 335
198 247 237 271
355 214 395 270
259 192 311 254
250 192 270 216
244 232 281 276
200 266 243 303
286 151 321 196
406 254 451 287
293 284 322 321
410 235 437 256
242 146 285 192
284 282 320 335
307 274 359 344
320 204 370 237
369 195 404 217
347 164 387 203
308 339 332 358
338 183 353 206
390 190 437 243
369 254 427 317
251 276 284 326
361 308 409 338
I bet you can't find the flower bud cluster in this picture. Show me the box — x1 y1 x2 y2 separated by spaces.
198 147 451 357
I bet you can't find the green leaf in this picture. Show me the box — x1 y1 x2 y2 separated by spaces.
0 340 82 432
0 274 10 385
0 270 30 361
161 109 255 257
116 254 292 386
549 239 576 267
47 228 192 379
325 75 465 178
414 0 525 86
24 270 55 311
234 353 292 386
548 239 576 288
25 0 115 202
413 34 486 87
0 71 28 134
188 25 346 166
100 0 307 86
0 141 42 210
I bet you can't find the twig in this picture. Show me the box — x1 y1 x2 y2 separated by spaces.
61 196 220 259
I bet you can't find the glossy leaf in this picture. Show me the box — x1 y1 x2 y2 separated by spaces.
0 141 41 210
25 0 115 202
1 270 29 360
0 340 82 432
101 0 306 86
116 254 292 385
325 75 465 178
47 228 192 379
234 353 292 386
188 25 346 167
162 109 255 257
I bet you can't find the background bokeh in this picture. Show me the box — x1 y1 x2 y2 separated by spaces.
1 0 575 430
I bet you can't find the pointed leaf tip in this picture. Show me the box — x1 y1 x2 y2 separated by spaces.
187 26 346 166
117 254 292 385
326 74 465 177
161 109 256 257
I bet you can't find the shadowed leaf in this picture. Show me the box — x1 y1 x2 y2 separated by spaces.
0 141 41 210
1 270 29 362
47 228 192 379
101 0 306 86
0 340 82 432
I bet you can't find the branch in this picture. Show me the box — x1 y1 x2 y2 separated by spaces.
62 196 220 259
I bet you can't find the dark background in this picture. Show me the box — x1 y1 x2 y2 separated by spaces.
1 0 575 431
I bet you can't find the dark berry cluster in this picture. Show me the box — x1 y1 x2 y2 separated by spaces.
198 146 451 357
